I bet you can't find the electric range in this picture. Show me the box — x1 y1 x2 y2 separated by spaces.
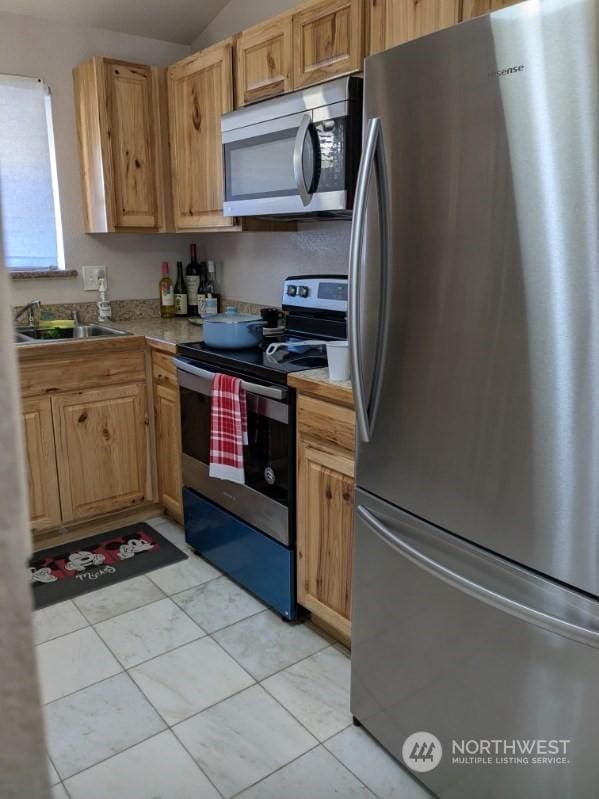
174 275 348 620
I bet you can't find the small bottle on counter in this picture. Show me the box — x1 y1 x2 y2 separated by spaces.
159 262 175 318
174 261 188 317
185 244 201 316
204 260 220 316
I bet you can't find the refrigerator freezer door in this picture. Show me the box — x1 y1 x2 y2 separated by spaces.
351 488 599 799
354 0 599 595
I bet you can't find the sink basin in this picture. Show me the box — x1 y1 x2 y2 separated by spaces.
16 325 130 343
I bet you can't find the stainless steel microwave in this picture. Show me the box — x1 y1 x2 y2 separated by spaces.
221 76 363 219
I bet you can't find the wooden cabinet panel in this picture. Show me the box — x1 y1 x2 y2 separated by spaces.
52 384 150 522
462 0 521 20
168 42 235 230
106 62 158 229
21 398 61 536
236 16 293 106
151 350 178 389
297 394 356 452
292 0 364 89
369 0 460 53
297 440 354 638
73 57 171 232
154 382 183 523
20 349 146 398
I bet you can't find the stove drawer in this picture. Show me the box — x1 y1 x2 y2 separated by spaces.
183 488 297 619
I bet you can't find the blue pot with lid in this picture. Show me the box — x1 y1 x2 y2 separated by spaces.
202 306 267 350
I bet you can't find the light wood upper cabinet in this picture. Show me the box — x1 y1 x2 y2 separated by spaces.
292 0 364 89
73 57 172 232
52 384 150 523
236 16 293 106
168 41 235 230
152 351 183 524
462 0 521 20
369 0 460 54
21 398 61 538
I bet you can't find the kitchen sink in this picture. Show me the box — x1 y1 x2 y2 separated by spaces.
16 324 130 343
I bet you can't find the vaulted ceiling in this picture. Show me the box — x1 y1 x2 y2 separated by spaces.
0 0 230 44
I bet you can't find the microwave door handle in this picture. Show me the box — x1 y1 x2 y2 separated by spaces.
293 114 312 206
173 357 287 402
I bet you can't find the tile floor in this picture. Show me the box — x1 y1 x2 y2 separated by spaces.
35 516 431 799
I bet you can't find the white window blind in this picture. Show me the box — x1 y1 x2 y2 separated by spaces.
0 74 64 270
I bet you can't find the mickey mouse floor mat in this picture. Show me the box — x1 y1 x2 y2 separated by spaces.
28 523 187 609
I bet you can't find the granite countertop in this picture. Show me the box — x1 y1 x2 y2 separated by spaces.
288 367 353 407
110 318 203 352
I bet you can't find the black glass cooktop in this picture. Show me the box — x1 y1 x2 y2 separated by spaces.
177 335 329 386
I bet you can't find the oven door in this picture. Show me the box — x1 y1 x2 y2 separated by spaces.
175 358 292 547
222 107 350 216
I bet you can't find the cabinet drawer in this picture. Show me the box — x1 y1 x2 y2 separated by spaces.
151 350 178 388
297 394 356 453
20 351 146 397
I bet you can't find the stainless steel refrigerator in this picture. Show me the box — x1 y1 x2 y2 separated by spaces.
349 1 599 797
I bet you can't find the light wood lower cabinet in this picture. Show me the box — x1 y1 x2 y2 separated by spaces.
52 384 150 523
295 391 355 643
151 350 183 523
21 397 61 538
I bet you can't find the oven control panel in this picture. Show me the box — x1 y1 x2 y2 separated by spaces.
282 275 348 314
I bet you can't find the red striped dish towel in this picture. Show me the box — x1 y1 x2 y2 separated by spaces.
209 373 248 484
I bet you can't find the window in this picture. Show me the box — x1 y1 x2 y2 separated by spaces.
0 74 64 270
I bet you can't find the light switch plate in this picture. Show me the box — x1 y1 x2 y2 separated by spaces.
82 266 106 291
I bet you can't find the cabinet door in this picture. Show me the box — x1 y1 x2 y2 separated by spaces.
292 0 364 90
52 384 150 522
297 439 355 639
462 0 521 20
104 61 159 229
73 58 171 232
21 398 61 536
369 0 460 53
154 382 183 523
236 16 293 107
168 42 235 230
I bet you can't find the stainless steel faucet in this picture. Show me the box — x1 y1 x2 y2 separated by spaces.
14 299 41 327
72 309 81 325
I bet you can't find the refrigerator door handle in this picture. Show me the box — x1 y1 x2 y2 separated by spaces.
358 505 599 649
349 117 391 443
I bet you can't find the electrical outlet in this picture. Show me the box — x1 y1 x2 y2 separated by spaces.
82 266 106 291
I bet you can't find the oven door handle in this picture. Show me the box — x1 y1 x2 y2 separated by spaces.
173 357 288 401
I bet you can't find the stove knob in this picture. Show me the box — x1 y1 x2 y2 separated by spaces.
298 285 310 298
287 285 297 297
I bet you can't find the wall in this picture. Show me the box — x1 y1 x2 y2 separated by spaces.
1 11 193 307
191 0 296 49
0 236 50 799
191 0 351 308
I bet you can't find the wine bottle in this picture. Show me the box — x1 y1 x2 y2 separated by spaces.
185 244 200 316
174 261 188 317
197 260 208 316
159 262 175 318
205 260 219 316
